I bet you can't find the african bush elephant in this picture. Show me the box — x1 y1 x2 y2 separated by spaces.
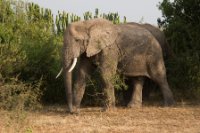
123 22 175 104
62 18 174 113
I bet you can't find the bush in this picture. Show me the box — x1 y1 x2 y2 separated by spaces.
82 71 128 106
0 77 42 111
159 0 200 101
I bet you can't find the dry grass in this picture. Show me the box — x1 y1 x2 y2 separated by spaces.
0 104 200 133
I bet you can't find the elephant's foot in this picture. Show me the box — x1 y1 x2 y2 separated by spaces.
127 102 142 108
67 106 80 114
102 98 116 112
102 105 116 112
67 111 79 114
163 98 175 107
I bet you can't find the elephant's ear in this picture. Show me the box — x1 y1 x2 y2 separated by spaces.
86 22 117 57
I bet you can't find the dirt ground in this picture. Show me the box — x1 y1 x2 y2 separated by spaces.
0 104 200 133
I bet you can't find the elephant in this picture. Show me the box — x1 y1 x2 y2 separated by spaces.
122 22 175 104
61 18 174 113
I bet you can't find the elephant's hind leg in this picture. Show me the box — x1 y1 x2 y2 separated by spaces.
149 61 175 106
155 77 174 106
127 77 144 108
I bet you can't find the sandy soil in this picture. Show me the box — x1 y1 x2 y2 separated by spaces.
1 105 200 133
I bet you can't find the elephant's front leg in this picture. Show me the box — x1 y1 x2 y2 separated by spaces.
73 57 94 110
99 59 118 110
127 77 144 108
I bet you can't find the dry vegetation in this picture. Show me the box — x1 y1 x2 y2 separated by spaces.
0 104 200 133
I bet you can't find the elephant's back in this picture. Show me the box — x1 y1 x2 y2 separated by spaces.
116 24 163 78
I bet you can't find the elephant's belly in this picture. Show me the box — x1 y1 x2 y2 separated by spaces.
118 55 150 78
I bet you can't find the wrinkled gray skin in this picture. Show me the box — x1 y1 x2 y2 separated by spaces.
63 19 174 113
123 22 175 103
127 22 174 58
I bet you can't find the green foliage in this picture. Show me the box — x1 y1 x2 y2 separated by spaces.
159 0 200 100
0 0 62 109
56 11 81 34
83 8 126 24
112 74 128 91
82 71 128 106
0 0 129 108
0 76 42 111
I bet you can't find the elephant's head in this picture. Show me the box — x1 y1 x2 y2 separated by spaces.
63 19 117 113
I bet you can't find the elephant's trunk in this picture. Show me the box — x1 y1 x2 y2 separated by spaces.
64 68 73 113
64 57 78 113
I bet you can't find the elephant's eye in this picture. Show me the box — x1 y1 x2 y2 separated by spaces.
75 39 79 42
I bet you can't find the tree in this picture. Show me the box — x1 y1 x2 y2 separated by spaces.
159 0 200 99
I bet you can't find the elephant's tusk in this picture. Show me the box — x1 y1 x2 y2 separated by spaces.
56 58 77 79
68 58 77 72
56 68 63 79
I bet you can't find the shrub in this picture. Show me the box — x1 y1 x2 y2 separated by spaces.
159 0 200 101
0 77 42 111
